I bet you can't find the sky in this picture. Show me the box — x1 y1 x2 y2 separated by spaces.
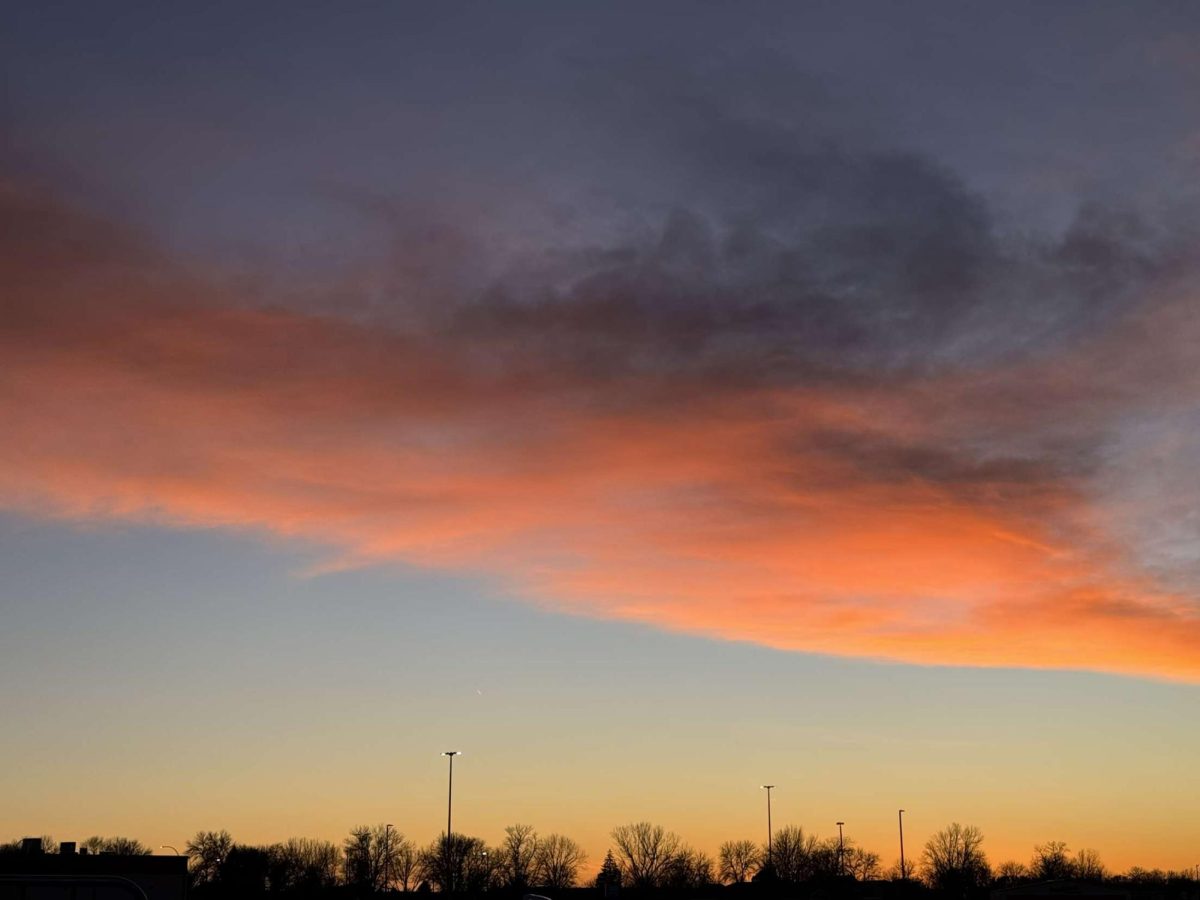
2 0 1199 875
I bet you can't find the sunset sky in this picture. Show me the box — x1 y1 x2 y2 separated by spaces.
2 0 1199 875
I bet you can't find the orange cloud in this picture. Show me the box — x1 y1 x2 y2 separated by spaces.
2 181 1197 681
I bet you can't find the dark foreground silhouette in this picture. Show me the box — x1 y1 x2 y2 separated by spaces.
3 824 1197 900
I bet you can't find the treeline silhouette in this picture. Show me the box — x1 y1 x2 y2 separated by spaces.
5 822 1199 900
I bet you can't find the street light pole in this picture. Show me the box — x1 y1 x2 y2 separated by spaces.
761 785 775 871
836 823 845 877
898 810 906 881
160 845 180 856
443 752 461 895
442 751 461 838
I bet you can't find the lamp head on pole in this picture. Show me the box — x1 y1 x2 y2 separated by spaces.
443 750 461 757
761 784 774 790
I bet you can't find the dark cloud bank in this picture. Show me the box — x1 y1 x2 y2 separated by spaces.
3 43 1199 673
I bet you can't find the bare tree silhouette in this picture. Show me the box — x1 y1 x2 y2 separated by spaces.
610 822 684 889
1073 849 1107 881
498 824 538 890
843 845 882 880
718 839 760 884
81 837 151 856
268 838 341 893
922 824 990 896
389 835 418 892
1030 842 1073 881
12 818 1169 900
188 830 234 886
343 827 380 892
663 847 715 889
764 826 834 882
532 834 586 890
994 861 1029 885
417 833 498 893
342 825 415 894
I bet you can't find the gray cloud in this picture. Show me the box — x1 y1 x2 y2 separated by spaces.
5 13 1200 660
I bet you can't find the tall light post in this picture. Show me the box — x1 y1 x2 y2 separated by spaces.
443 752 461 895
898 810 906 881
160 845 180 856
836 822 845 877
761 785 775 871
442 751 461 839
